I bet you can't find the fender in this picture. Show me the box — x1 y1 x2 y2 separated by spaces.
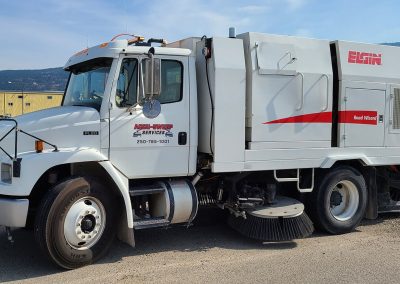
0 148 108 196
98 161 133 228
0 148 135 245
321 154 371 168
98 161 134 247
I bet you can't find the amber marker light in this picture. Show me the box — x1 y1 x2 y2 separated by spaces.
35 140 44 153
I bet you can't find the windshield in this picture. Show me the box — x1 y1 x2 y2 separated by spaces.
63 58 113 111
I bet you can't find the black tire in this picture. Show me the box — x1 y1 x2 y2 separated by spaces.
34 177 118 269
308 166 367 234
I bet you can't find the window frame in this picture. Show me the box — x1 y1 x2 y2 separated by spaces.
158 59 184 105
115 57 140 108
62 57 113 111
114 57 184 108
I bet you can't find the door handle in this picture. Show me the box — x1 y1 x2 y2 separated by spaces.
295 72 304 111
178 132 187 145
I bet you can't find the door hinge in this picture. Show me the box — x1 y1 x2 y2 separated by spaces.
343 134 346 140
344 96 348 102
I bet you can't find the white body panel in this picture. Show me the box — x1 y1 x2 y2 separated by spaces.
335 41 400 84
190 34 400 173
239 32 333 149
196 37 246 166
334 41 400 150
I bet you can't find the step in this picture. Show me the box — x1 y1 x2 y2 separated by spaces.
133 218 170 229
378 200 400 213
389 180 400 190
129 184 165 197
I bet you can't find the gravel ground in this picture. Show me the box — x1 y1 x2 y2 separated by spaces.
1 209 400 284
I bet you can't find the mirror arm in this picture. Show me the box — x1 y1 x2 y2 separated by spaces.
140 60 145 103
149 53 154 102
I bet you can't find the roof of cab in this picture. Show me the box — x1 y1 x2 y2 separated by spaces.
64 39 192 70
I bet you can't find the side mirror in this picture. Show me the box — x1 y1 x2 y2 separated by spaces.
143 57 161 97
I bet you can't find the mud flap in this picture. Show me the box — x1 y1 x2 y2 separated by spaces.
364 167 378 220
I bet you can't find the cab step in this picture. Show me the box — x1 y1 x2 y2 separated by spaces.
378 192 400 213
133 218 170 229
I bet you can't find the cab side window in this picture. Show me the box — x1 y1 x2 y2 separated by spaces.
115 58 183 107
159 60 183 104
116 58 138 107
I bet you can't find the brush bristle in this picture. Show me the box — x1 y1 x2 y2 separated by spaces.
228 212 314 241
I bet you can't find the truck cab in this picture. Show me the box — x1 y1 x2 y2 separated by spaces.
0 36 199 269
63 39 198 178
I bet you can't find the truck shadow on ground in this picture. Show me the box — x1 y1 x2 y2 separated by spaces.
2 209 395 282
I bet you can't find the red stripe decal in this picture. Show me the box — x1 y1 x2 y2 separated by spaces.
263 112 332 124
263 110 378 125
338 110 378 125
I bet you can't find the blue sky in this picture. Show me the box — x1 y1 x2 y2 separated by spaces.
0 0 399 70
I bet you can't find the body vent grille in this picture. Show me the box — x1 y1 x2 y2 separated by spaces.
393 88 400 129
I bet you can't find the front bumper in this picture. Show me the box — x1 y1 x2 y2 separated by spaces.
0 198 29 227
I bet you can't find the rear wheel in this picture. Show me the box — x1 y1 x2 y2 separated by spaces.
34 177 118 269
308 167 367 234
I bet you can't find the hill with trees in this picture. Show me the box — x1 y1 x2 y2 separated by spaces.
0 67 68 92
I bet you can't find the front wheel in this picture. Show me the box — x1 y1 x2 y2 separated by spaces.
34 177 118 269
308 167 367 234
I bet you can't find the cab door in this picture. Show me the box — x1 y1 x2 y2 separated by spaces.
106 55 190 179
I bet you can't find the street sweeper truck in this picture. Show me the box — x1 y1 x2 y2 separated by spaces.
1 30 400 269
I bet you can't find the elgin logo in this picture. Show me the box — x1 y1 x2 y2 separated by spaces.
348 51 382 65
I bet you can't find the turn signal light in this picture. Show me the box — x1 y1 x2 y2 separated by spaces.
35 140 44 153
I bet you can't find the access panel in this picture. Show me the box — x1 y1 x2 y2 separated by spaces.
343 88 385 147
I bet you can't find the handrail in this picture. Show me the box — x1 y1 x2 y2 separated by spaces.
19 130 58 152
295 72 305 111
0 118 58 162
0 118 18 160
321 74 329 111
254 41 260 70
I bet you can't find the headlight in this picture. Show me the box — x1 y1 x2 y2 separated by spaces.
1 163 12 183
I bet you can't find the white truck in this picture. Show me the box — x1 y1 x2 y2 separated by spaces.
1 30 400 269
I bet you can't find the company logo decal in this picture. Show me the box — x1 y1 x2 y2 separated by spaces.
263 110 378 125
133 124 174 137
348 51 382 65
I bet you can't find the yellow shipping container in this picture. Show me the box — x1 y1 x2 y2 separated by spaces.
0 92 63 117
0 92 4 115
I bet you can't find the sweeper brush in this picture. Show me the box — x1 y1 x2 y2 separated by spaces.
228 196 314 241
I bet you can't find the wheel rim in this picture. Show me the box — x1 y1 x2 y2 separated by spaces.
329 180 359 221
63 197 106 250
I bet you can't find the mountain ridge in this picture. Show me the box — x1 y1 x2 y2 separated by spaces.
0 67 68 92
